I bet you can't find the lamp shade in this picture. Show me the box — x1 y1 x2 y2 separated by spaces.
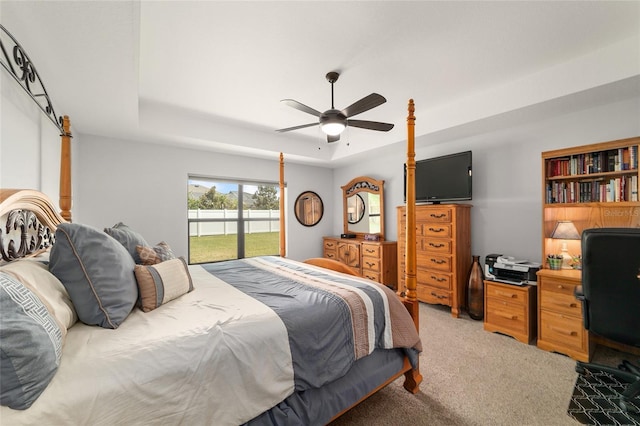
551 221 580 240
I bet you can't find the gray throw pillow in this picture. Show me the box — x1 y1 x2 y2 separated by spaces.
104 222 149 264
50 223 137 329
0 272 63 410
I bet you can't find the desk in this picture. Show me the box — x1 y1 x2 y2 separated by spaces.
536 269 593 362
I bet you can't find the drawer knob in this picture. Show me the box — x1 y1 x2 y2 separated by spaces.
496 312 517 320
428 227 445 232
429 243 445 248
430 291 447 300
430 275 446 282
550 326 577 336
366 261 375 267
430 259 446 265
430 213 447 218
557 285 564 289
496 290 517 298
365 249 375 253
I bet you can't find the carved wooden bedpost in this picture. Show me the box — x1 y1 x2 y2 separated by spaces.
59 115 72 222
405 100 417 311
402 99 423 394
279 152 286 257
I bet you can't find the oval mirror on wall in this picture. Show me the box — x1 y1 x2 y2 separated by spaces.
294 191 324 227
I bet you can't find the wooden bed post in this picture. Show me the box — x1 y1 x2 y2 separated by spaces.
59 115 72 222
279 152 286 257
402 99 423 394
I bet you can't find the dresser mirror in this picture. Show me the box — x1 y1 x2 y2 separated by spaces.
294 191 324 227
342 176 385 240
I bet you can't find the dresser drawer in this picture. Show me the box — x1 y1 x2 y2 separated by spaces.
362 257 381 272
539 310 586 352
420 223 452 238
324 240 337 251
324 251 337 260
421 238 452 254
422 208 452 223
417 284 451 305
418 253 452 272
362 271 380 283
485 302 527 335
361 244 381 258
540 290 582 317
418 269 451 290
539 277 580 298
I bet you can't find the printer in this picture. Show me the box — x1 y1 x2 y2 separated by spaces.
485 254 540 285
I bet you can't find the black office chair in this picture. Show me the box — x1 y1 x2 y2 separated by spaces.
575 227 640 413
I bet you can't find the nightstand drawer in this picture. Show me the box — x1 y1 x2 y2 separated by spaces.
539 310 586 351
539 277 580 297
486 302 527 335
486 284 528 304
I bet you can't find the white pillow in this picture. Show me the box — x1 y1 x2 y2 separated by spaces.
0 260 77 333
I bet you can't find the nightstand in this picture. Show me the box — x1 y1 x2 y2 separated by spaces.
484 280 537 344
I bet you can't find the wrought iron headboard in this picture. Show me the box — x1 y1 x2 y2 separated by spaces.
0 23 70 137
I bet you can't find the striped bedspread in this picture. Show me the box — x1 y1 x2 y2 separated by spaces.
202 256 422 391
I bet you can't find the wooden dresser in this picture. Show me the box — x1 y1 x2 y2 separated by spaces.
484 280 536 344
397 204 472 317
322 237 397 289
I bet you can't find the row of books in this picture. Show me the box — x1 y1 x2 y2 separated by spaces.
546 146 638 177
546 175 639 204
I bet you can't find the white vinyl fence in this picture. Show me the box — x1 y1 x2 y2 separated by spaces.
188 209 280 237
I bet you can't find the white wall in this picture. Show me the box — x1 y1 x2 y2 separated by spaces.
0 71 78 207
333 97 640 265
75 135 334 262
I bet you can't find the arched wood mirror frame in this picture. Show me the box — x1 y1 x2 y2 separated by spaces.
342 176 385 240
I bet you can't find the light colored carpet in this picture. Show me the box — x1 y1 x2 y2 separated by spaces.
330 303 635 426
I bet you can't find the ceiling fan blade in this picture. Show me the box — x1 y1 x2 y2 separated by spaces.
327 134 340 143
341 93 386 118
347 119 394 132
281 99 322 117
276 122 318 133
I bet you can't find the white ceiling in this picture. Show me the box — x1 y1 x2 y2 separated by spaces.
2 1 639 166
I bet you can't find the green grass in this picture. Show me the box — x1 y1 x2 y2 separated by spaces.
189 232 280 264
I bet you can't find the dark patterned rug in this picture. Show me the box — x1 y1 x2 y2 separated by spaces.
568 365 640 425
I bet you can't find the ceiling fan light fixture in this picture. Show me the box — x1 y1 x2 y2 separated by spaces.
321 121 346 136
320 109 347 136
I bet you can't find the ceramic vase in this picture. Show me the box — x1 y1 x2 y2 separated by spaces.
467 255 485 321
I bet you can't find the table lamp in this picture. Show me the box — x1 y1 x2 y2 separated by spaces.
551 220 580 269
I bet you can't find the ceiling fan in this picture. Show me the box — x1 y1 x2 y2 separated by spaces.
276 71 394 143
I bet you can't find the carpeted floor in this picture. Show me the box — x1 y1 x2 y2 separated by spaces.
330 303 638 426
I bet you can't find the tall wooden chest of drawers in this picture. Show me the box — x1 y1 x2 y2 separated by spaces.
397 204 472 317
536 269 592 362
322 236 397 289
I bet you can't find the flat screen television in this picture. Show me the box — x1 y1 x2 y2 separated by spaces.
405 150 472 204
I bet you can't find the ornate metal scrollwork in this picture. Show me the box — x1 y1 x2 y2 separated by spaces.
0 209 54 262
0 24 69 136
345 180 380 195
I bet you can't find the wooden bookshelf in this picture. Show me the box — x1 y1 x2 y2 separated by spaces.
541 136 640 262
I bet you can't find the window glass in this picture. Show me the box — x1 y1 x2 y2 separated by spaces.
188 178 281 264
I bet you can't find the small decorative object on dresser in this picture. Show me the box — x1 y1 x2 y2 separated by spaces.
466 255 484 320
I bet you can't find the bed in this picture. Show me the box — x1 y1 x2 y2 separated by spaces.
0 24 422 425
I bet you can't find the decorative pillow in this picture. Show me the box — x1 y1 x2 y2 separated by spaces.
0 260 77 332
134 257 193 312
104 222 149 264
49 223 138 329
0 272 63 410
136 241 175 265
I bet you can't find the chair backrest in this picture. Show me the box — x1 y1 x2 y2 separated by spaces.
581 227 640 348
